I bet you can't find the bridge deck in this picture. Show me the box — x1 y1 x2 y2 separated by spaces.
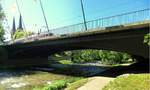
10 22 149 45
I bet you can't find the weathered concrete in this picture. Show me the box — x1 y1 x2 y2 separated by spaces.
0 57 49 67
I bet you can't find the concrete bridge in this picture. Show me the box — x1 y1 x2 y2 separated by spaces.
0 23 149 67
0 9 149 67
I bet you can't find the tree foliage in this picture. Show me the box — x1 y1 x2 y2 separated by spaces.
0 4 4 20
144 33 150 46
13 29 33 40
0 4 5 44
0 24 4 43
55 50 132 65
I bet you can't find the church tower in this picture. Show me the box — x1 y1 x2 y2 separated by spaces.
12 17 16 35
18 14 23 30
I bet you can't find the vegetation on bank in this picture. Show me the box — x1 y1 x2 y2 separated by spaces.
59 60 73 65
103 74 150 90
33 77 83 90
36 74 150 90
0 70 82 90
144 33 150 46
65 78 89 90
52 50 132 65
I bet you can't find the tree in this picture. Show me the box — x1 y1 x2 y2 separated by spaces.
13 29 33 40
54 49 132 65
0 4 4 20
0 4 5 44
0 23 4 43
144 33 150 46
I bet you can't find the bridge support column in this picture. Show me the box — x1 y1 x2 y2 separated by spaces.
0 57 49 68
132 55 149 62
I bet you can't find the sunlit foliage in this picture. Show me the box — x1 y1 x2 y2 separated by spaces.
13 29 33 40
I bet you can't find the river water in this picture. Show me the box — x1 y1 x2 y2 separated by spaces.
0 64 106 90
0 69 70 90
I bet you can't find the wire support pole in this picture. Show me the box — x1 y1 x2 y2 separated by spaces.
39 0 50 32
80 0 87 31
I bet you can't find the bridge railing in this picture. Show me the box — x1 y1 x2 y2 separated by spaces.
86 8 150 30
10 8 150 44
49 8 150 35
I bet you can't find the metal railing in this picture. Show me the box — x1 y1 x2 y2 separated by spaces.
10 8 150 44
48 8 150 35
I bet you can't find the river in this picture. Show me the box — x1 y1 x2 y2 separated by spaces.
0 64 107 90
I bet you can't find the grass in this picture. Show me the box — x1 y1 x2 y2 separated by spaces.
65 78 89 90
35 77 83 90
42 80 67 90
59 60 73 65
103 74 150 90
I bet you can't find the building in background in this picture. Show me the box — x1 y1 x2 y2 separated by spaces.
12 17 16 35
17 14 23 30
11 14 24 35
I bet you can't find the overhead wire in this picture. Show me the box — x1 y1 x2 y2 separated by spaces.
86 0 147 20
10 0 148 33
45 0 142 27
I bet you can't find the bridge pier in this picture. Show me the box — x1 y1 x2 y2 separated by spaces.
132 55 149 62
0 57 49 68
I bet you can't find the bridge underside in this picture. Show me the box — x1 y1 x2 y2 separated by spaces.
0 24 149 67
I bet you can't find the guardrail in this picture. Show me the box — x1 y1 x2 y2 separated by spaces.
48 8 150 35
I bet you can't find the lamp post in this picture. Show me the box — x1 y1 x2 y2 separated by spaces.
39 0 50 32
80 0 87 31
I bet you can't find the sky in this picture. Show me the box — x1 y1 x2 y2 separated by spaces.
1 0 149 40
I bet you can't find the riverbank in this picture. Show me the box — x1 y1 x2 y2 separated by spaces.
0 70 75 90
65 61 149 90
0 61 147 90
0 63 109 90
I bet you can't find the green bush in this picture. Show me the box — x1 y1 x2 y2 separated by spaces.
99 51 131 65
144 33 150 45
41 77 83 90
43 80 67 90
53 49 132 65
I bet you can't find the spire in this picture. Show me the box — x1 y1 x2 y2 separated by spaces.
18 14 23 30
12 17 16 35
